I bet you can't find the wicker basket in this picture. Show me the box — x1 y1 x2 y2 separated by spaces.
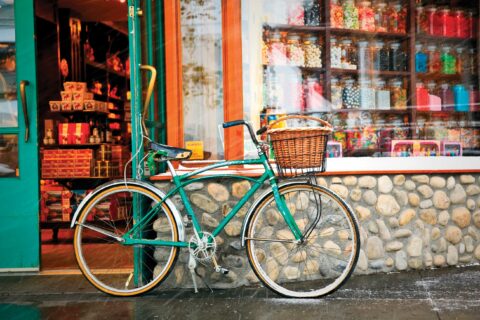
266 115 333 177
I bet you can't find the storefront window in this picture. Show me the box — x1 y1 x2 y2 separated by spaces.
241 0 480 160
0 134 18 177
0 3 17 128
181 0 224 160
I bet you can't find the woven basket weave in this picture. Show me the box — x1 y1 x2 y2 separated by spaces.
267 115 333 177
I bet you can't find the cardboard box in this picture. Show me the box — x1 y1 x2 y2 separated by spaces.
49 101 61 112
327 141 343 158
442 141 462 156
63 82 76 91
72 91 94 101
84 100 96 111
57 123 90 145
61 91 73 101
61 102 72 111
392 140 441 157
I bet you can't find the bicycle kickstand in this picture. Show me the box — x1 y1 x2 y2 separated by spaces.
188 253 199 293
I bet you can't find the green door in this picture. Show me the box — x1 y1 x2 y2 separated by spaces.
0 0 39 270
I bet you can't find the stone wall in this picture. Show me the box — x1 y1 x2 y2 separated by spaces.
153 174 480 288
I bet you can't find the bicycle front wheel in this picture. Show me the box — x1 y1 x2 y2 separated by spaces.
73 181 179 296
245 183 360 298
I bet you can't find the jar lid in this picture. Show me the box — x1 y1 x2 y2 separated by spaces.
376 2 387 8
331 77 339 84
425 5 437 12
375 41 385 47
456 47 464 53
440 83 450 89
359 79 372 85
416 5 424 11
374 79 386 86
331 37 337 44
341 39 353 44
427 44 437 51
287 34 301 40
454 9 464 14
344 78 355 85
442 46 451 51
360 1 371 6
358 40 369 47
304 35 318 42
390 79 403 86
270 32 282 40
415 43 423 50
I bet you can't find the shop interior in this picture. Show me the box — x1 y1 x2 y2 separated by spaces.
36 0 131 271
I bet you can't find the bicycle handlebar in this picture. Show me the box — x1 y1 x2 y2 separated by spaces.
222 120 260 146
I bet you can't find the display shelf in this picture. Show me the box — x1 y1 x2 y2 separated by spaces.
48 109 109 115
331 68 410 77
263 24 327 33
263 64 325 73
415 34 476 45
41 143 118 149
86 60 127 78
415 73 477 82
42 176 123 180
93 93 124 103
330 28 409 39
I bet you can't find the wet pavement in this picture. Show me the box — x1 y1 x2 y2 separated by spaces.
0 265 479 320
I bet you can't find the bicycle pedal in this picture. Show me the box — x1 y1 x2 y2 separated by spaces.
215 267 229 275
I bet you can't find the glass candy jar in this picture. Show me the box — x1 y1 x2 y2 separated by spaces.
331 77 343 110
287 1 305 26
303 36 322 68
389 42 406 72
267 32 286 65
416 5 428 34
375 2 388 32
427 44 441 74
439 83 454 111
389 3 406 33
341 39 357 69
331 37 342 68
359 79 375 110
343 0 359 29
286 34 305 66
357 40 371 72
304 0 320 26
415 43 428 73
359 1 375 32
330 0 344 28
305 76 324 111
434 8 450 36
454 10 467 38
441 46 456 75
372 41 389 71
416 81 430 111
425 6 437 35
455 47 466 74
374 79 391 110
390 79 407 110
342 78 360 109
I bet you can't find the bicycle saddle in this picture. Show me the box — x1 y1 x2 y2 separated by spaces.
149 141 192 160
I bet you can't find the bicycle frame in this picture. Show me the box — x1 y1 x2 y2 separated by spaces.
122 152 303 247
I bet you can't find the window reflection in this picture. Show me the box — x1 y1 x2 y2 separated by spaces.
0 134 18 177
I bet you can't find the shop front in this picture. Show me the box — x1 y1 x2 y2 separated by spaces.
0 0 480 285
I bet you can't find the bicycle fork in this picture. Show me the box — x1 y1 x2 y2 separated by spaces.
270 180 303 242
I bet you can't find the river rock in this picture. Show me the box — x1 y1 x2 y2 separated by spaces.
185 182 204 191
447 245 458 265
408 193 420 207
385 257 394 268
473 211 480 228
459 255 472 263
330 184 349 200
447 176 456 190
363 190 377 206
433 255 446 267
366 236 384 259
358 176 377 189
433 191 450 210
316 177 327 187
445 226 462 244
438 210 450 226
386 241 403 252
207 183 229 202
232 181 251 198
450 184 467 204
331 177 342 184
452 207 471 229
430 176 447 189
376 195 400 216
376 219 391 240
465 235 474 253
424 252 433 267
378 176 393 194
420 200 433 209
467 199 476 211
395 251 408 271
412 175 429 184
408 258 423 269
417 185 434 199
224 220 242 237
404 180 416 191
393 189 408 206
368 221 379 234
420 209 437 225
394 229 412 238
356 250 368 271
191 194 219 213
431 227 441 240
393 175 406 186
460 175 475 184
407 236 423 257
356 206 371 221
466 185 480 196
350 188 362 202
399 209 416 226
389 217 400 228
266 258 279 281
475 245 480 260
201 213 219 228
343 176 358 186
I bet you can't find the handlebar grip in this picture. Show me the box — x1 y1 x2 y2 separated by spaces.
256 126 268 135
223 120 246 129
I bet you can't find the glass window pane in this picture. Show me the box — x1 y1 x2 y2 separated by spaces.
0 3 17 128
241 0 480 159
181 0 224 160
0 134 18 177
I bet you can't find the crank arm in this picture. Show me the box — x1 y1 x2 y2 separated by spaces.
76 222 125 243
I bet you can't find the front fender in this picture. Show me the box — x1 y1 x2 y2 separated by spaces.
240 180 306 247
70 179 185 242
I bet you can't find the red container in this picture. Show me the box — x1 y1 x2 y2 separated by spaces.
446 10 456 37
416 83 430 111
465 11 476 38
470 86 479 111
434 8 450 36
454 10 468 38
426 6 437 35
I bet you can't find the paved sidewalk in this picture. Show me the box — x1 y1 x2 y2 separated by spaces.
0 265 479 319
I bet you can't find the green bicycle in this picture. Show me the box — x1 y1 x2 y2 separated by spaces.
71 117 360 298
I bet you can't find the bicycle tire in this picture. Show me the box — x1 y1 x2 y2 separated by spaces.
245 183 360 298
73 182 179 296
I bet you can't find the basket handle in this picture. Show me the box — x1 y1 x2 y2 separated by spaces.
267 115 333 131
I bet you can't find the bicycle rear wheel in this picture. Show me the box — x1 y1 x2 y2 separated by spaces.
245 183 360 298
73 182 179 296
